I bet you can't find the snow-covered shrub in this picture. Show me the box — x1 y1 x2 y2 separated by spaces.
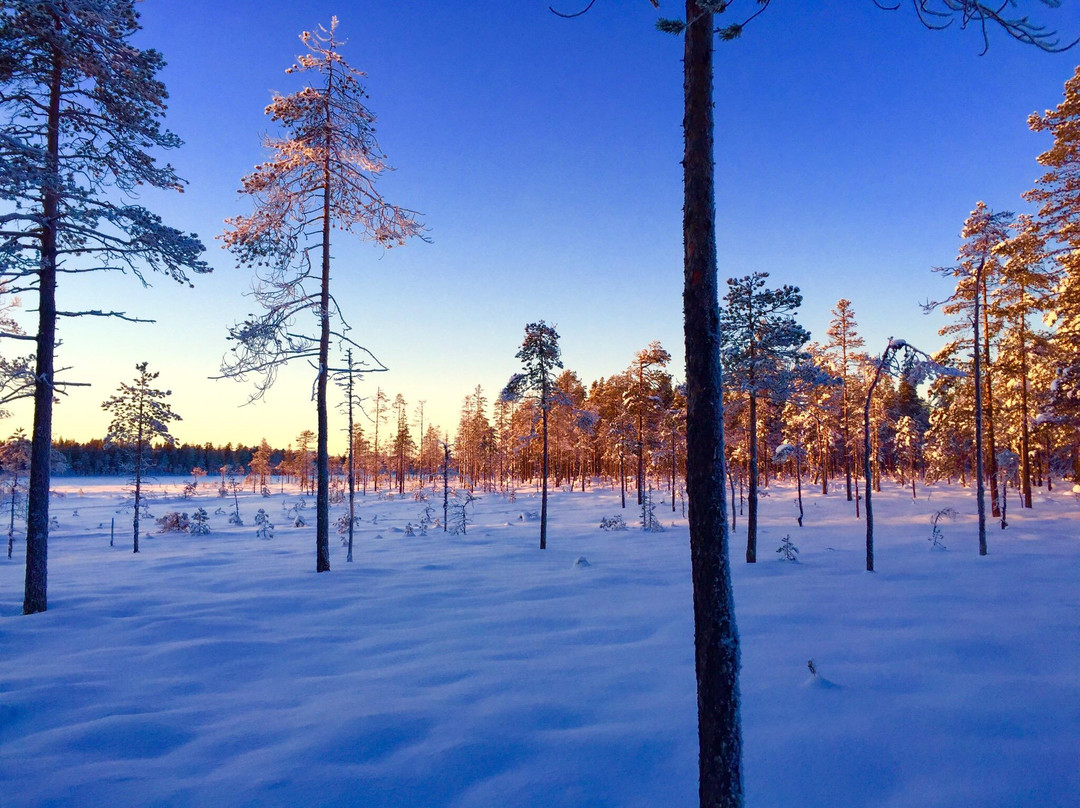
405 522 416 537
190 508 210 535
335 513 360 539
776 534 799 561
156 511 190 533
448 492 478 536
929 507 957 550
228 510 244 526
254 508 273 539
640 490 664 532
181 481 197 500
600 515 627 531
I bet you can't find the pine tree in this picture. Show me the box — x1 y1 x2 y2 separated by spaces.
825 300 865 502
721 272 810 563
626 342 672 505
502 321 562 549
929 203 1012 554
101 363 181 553
992 215 1055 507
220 18 423 574
1 0 209 614
1024 69 1080 452
249 439 274 492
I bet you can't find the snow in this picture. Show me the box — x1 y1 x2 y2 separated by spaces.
2 478 1078 807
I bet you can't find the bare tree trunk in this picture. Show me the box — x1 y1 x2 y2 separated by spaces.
24 48 63 615
1018 319 1033 508
315 127 332 574
683 5 742 805
540 400 549 550
346 353 355 563
982 282 1000 518
973 260 988 556
864 351 887 572
746 388 758 563
133 405 143 553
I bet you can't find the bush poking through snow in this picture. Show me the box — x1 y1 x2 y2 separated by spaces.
640 489 663 532
777 534 799 561
190 508 210 535
929 507 957 550
156 511 190 533
449 492 478 536
254 509 274 540
599 515 627 531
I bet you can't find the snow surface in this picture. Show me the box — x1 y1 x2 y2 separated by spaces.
2 478 1078 807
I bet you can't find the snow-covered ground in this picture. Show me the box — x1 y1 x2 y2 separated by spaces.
2 477 1078 807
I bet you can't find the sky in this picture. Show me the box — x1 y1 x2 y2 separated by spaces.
7 0 1080 453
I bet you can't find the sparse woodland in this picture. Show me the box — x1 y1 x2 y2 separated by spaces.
3 3 1080 808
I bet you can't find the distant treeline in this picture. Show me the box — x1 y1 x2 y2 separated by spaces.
53 439 286 478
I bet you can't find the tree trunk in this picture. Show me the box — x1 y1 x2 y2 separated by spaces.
315 139 332 574
982 282 1000 518
1018 317 1033 508
973 264 988 556
347 356 355 563
24 47 63 615
683 5 742 805
540 400 549 550
864 350 887 572
133 407 144 554
746 388 758 563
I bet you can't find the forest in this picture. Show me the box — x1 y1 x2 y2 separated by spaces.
3 2 1080 808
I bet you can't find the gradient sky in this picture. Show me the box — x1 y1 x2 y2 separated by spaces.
8 0 1080 453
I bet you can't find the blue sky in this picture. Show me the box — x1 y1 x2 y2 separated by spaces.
11 0 1080 451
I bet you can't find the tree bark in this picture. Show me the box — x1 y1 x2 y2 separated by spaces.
746 389 758 563
24 46 63 615
683 4 742 805
315 102 332 574
973 260 988 555
540 396 549 550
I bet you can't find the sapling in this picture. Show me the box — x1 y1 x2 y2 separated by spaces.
448 492 478 536
640 488 664 532
254 509 274 540
776 534 799 561
190 508 210 535
929 507 957 550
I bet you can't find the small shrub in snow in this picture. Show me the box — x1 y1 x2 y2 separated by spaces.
640 489 664 532
254 508 274 539
48 515 59 530
228 510 244 526
448 492 478 535
261 485 272 498
156 511 190 533
181 482 197 500
405 522 415 536
335 513 360 541
599 515 627 531
776 534 799 561
213 507 227 516
190 508 210 535
419 504 437 535
929 507 957 550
